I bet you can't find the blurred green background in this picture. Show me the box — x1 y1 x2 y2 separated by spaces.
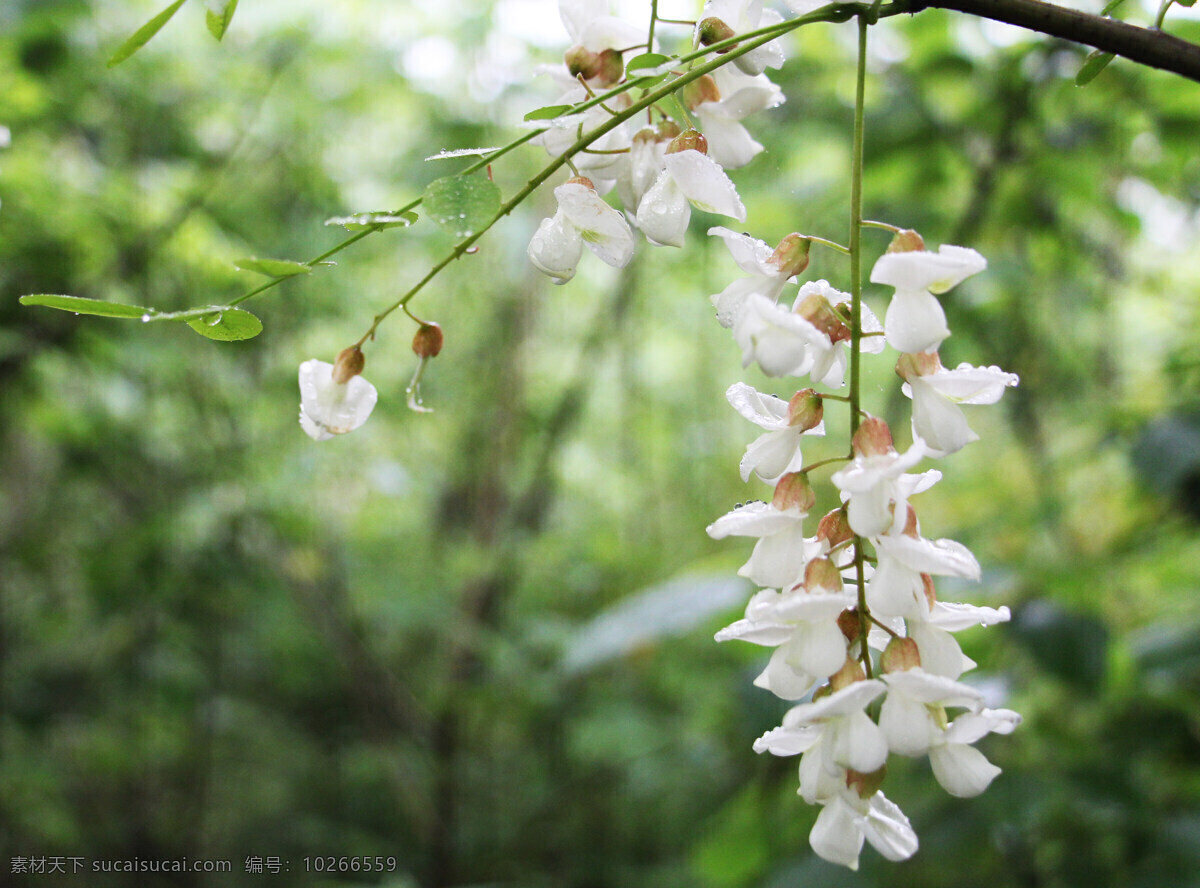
2 0 1200 885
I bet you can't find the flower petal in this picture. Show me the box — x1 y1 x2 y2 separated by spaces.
663 150 746 220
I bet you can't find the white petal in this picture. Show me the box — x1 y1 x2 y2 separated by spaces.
789 618 851 678
554 182 635 269
926 601 1012 632
754 644 819 699
943 708 1022 744
883 669 985 708
862 793 919 861
920 363 1020 404
829 709 889 773
527 211 583 284
884 289 950 355
635 170 691 247
693 110 763 169
725 381 790 428
738 522 815 589
809 797 865 870
907 624 969 679
879 692 937 756
909 378 977 456
870 245 986 294
929 743 1001 797
709 226 777 275
740 428 806 483
733 293 826 377
663 150 746 220
713 616 793 646
706 500 802 539
877 534 981 580
784 679 887 724
753 719 823 756
298 360 377 439
866 555 926 618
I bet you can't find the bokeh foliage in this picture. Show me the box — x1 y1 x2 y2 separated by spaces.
2 0 1200 886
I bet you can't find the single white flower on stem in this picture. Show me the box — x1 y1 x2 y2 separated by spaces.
928 707 1021 797
707 473 820 588
896 352 1020 457
614 124 676 215
877 638 987 756
557 0 643 86
870 242 986 355
906 599 1012 679
707 227 804 327
867 505 981 618
527 177 635 284
791 280 885 388
725 382 825 483
635 130 746 247
298 348 378 441
830 417 938 538
731 293 833 377
696 0 786 76
687 68 785 169
809 787 919 870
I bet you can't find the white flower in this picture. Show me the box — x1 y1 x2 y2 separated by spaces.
533 95 631 175
755 680 889 773
298 359 378 441
527 179 635 284
707 227 795 328
868 531 980 618
692 67 785 169
830 420 938 538
707 500 820 588
870 245 986 354
725 382 825 483
900 358 1020 457
698 0 786 76
635 149 746 247
732 293 833 377
809 789 918 870
614 128 670 214
559 0 644 53
879 668 985 756
928 707 1021 797
906 601 1012 679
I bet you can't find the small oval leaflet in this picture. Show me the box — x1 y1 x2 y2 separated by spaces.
187 309 263 342
234 257 313 277
1075 49 1115 85
522 104 575 122
19 294 150 319
423 174 501 240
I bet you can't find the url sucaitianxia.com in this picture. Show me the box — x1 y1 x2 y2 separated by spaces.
12 855 403 875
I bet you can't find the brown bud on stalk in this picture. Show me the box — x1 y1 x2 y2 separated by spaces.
829 657 866 691
566 175 596 191
804 557 844 594
837 608 861 643
787 389 823 430
772 471 815 512
852 416 894 458
817 507 855 549
886 228 926 254
770 234 812 278
593 48 624 86
332 345 366 384
846 764 888 799
667 128 708 155
895 351 942 382
564 45 603 80
697 16 738 51
881 636 922 673
412 322 444 359
795 292 851 343
683 75 721 110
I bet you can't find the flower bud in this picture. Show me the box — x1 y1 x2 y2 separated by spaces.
564 45 603 80
852 416 894 457
666 128 708 156
697 16 738 51
895 351 941 380
837 608 861 643
846 764 888 799
683 75 721 110
412 322 444 359
769 234 812 278
795 292 850 343
804 557 843 594
331 345 365 384
881 636 921 673
886 228 925 253
772 471 815 513
593 48 625 86
656 119 682 141
829 657 865 690
817 507 855 549
787 389 823 430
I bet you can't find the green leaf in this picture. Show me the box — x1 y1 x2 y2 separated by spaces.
522 104 574 122
1075 49 1116 85
234 257 313 277
324 211 418 231
1100 0 1128 13
107 0 190 68
626 52 672 74
205 0 238 40
187 309 263 341
19 294 150 319
422 175 501 239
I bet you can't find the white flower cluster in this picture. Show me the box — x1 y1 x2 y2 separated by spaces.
526 0 789 284
708 232 1021 869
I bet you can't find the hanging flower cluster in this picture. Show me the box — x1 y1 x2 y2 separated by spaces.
707 228 1020 868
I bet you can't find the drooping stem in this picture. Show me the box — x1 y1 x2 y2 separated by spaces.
849 14 873 677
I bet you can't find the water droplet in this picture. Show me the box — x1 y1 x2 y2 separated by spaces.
465 246 479 254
